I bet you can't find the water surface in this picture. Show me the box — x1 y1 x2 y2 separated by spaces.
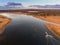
0 14 59 45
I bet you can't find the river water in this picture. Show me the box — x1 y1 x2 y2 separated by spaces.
0 13 60 45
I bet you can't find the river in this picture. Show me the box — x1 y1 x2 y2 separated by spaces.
0 13 60 45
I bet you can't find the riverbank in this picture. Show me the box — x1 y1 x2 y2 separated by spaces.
34 16 60 38
0 15 11 34
35 16 60 24
46 24 60 38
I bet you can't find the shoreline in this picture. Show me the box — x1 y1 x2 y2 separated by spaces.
35 16 60 24
0 15 11 34
33 15 60 38
46 24 60 38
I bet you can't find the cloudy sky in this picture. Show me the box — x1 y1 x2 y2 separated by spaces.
0 0 60 6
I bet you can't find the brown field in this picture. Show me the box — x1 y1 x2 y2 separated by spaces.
46 24 60 38
1 9 60 15
35 16 60 24
7 12 25 14
0 15 11 34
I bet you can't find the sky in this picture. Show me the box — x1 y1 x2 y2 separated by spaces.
0 0 60 6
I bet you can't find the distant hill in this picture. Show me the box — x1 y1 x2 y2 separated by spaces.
0 2 24 10
28 5 60 8
0 2 60 10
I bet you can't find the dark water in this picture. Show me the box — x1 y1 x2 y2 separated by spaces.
0 14 59 45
